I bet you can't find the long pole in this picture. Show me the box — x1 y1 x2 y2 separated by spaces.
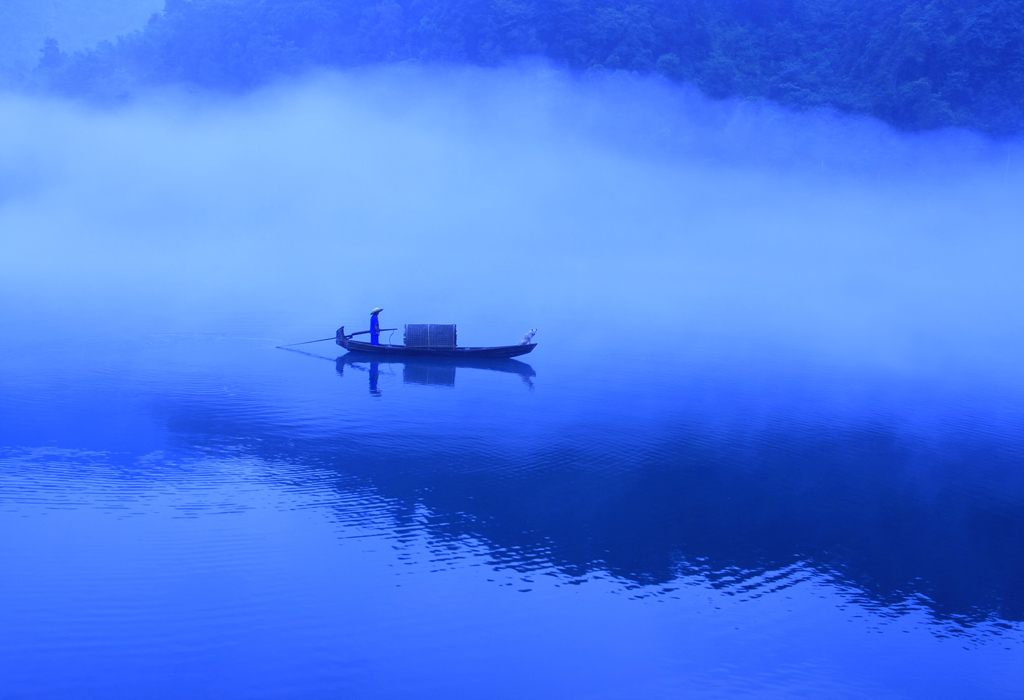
277 328 398 348
343 328 397 339
276 337 336 347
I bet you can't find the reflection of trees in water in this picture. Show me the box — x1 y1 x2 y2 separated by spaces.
164 398 1024 634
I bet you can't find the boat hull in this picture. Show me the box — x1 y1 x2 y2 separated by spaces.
337 337 536 359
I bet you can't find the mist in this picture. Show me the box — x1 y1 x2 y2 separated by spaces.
2 64 1023 385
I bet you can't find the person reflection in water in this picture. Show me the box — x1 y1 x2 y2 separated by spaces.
369 362 381 396
370 307 383 346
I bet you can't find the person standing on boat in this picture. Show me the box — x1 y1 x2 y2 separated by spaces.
370 307 383 346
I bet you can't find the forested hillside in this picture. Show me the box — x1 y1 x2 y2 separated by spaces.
29 0 1024 133
0 0 161 69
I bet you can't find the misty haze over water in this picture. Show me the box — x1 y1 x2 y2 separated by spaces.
1 65 1023 698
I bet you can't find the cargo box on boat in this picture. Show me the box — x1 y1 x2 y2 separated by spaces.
404 324 457 349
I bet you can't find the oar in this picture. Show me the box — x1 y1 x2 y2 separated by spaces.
343 328 397 339
278 328 398 348
277 336 337 348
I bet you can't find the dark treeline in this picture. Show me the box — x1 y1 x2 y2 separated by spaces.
28 0 1024 133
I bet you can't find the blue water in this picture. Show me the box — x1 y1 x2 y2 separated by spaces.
1 326 1022 698
2 71 1024 697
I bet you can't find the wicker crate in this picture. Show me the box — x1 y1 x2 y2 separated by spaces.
404 324 457 348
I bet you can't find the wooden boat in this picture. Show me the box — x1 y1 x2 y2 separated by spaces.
336 326 536 359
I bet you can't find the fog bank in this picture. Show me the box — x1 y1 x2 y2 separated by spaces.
2 65 1023 383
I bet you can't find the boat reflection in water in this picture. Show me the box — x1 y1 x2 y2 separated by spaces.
336 353 536 394
277 347 536 394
